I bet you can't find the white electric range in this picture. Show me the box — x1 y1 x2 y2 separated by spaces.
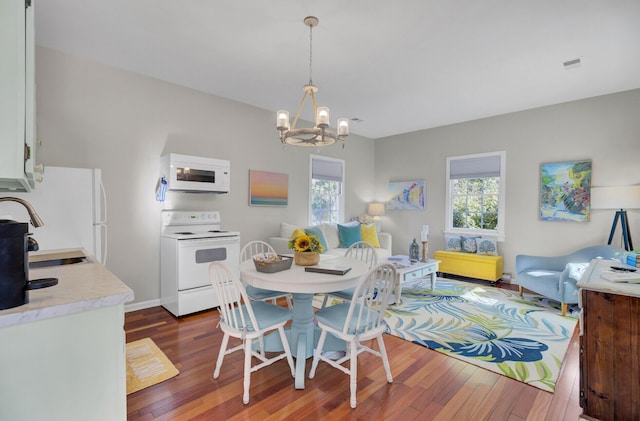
160 210 240 316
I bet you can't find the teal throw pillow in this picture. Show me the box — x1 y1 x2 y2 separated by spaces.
337 223 362 248
305 226 328 253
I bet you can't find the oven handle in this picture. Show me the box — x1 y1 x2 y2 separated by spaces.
177 236 240 246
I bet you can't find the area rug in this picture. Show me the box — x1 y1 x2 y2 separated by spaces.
384 278 577 392
126 337 179 395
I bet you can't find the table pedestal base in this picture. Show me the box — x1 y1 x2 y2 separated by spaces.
258 292 345 389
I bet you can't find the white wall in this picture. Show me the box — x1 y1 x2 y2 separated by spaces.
375 89 640 276
35 47 376 305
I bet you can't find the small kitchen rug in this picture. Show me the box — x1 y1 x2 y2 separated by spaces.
126 337 179 395
384 278 577 393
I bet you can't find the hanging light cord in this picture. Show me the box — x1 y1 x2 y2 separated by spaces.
308 22 313 85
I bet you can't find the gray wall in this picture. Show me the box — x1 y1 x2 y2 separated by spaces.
375 89 640 277
35 46 640 304
35 47 376 306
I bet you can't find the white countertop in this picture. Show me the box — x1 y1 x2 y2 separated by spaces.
0 249 134 328
577 258 640 298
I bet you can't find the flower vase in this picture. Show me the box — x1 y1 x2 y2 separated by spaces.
294 251 319 266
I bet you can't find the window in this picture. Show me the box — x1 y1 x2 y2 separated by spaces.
445 151 506 240
309 155 344 225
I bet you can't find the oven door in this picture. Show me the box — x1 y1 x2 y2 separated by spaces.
177 236 240 290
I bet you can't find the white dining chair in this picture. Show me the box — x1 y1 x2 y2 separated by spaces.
209 262 295 404
240 240 293 310
320 241 378 308
309 262 397 408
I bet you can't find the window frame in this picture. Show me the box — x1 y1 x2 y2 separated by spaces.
445 151 506 241
308 154 345 226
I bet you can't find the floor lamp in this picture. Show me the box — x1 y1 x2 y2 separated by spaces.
591 186 640 251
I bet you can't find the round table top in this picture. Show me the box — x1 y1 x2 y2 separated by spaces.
240 255 370 294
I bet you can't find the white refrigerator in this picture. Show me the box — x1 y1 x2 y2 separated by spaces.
0 166 107 264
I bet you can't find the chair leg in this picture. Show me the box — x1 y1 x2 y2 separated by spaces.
349 339 358 408
242 338 253 404
518 285 524 296
377 334 393 383
309 329 327 379
561 303 568 317
213 333 230 379
320 294 329 309
277 326 295 377
285 295 293 310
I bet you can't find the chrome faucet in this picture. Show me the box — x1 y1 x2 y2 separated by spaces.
0 197 45 227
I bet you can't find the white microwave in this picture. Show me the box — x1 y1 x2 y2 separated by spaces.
160 153 230 193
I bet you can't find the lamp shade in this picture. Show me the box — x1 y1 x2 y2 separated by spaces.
591 186 640 210
368 203 385 217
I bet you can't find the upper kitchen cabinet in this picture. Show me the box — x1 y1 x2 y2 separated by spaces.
0 0 40 192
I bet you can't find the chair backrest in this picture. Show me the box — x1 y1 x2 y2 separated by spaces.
240 240 276 263
342 262 397 335
344 241 378 269
209 261 258 332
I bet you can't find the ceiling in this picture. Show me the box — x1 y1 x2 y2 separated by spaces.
35 0 640 139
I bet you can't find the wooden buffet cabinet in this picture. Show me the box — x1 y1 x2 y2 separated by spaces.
577 259 640 421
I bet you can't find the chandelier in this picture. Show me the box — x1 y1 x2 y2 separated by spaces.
276 16 349 147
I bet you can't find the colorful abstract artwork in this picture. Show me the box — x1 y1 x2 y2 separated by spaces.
540 160 591 222
387 180 425 210
249 170 288 206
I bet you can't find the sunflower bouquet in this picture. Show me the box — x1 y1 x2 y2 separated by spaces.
288 233 324 253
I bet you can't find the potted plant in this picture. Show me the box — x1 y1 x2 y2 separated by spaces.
288 233 323 266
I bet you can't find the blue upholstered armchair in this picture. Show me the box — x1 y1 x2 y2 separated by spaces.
515 245 625 316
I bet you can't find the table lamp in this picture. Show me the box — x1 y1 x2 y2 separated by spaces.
591 185 640 251
367 202 385 232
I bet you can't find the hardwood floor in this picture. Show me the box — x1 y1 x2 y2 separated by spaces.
125 285 582 420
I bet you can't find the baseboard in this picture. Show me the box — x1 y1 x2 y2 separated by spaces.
125 299 161 313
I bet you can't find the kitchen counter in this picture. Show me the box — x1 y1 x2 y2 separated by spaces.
0 248 134 421
0 248 133 328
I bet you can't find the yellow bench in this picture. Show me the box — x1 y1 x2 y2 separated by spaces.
434 250 503 282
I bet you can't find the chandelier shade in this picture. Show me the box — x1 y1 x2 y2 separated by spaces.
277 16 349 147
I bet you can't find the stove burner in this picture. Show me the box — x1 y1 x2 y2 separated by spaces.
175 231 195 235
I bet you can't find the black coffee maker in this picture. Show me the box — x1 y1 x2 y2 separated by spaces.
0 198 58 310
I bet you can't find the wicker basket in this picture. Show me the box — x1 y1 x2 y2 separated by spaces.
253 256 293 273
294 251 320 266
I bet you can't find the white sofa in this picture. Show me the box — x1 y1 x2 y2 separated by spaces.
268 222 392 260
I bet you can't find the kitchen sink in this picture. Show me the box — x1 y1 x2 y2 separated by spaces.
29 256 89 269
29 249 92 269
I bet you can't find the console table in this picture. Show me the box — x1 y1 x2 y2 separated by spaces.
577 258 640 420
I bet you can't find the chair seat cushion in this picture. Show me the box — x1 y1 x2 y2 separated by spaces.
231 301 291 331
328 287 355 300
519 270 563 296
315 302 379 334
246 285 288 301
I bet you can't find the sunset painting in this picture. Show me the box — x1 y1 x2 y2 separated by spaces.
249 170 288 206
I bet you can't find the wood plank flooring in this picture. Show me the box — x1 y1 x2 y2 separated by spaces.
125 284 582 420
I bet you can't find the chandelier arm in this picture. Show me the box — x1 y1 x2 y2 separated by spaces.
290 90 309 130
310 90 318 125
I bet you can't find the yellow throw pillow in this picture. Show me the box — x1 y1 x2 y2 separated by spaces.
291 228 306 239
360 224 380 248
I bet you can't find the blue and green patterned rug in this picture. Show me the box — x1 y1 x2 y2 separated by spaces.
384 278 577 392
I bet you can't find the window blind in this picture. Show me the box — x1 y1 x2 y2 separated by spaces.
312 158 343 182
450 155 501 179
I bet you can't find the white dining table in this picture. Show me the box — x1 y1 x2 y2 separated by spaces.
240 255 370 389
